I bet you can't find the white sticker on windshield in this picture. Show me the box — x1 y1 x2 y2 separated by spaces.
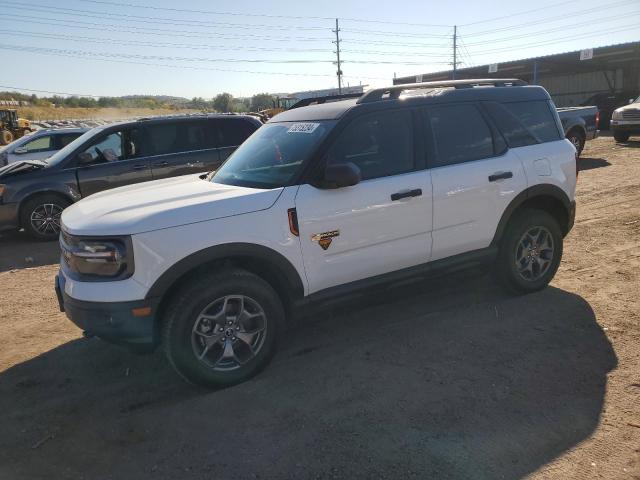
287 122 320 134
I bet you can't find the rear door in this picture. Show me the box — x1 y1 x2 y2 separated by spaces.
75 127 152 197
145 119 220 179
425 102 527 261
216 118 259 163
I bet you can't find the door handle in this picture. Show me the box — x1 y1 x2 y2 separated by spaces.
488 171 513 182
131 164 148 171
155 161 169 167
391 188 422 201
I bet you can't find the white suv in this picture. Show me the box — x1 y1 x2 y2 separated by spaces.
55 79 577 387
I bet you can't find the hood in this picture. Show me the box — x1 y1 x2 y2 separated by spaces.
0 160 48 178
615 102 640 113
61 174 283 236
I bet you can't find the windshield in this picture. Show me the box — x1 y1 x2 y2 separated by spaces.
634 94 640 104
212 120 335 189
45 128 101 166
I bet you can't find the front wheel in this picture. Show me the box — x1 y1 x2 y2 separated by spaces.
613 131 630 143
1 130 13 145
20 194 70 240
496 209 563 294
162 269 285 388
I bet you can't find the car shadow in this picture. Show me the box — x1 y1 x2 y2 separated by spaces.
615 139 640 148
0 273 617 480
578 157 611 171
0 230 60 272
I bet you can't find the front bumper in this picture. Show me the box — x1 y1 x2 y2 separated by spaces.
0 202 19 231
56 273 159 350
611 121 640 134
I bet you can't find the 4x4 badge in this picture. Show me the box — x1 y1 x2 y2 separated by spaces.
311 230 339 250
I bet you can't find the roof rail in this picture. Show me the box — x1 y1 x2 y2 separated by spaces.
357 78 528 104
289 92 363 109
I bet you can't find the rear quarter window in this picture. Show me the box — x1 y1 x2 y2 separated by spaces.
500 100 562 144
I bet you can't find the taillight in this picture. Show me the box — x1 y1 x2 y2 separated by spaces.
595 110 600 130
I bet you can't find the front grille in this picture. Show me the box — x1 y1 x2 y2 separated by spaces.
621 109 640 121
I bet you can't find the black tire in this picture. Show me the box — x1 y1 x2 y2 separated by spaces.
20 194 70 241
496 208 563 294
1 130 12 145
613 131 630 143
162 268 285 388
566 129 585 158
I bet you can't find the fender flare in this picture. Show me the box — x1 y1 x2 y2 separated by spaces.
491 184 572 246
145 242 305 301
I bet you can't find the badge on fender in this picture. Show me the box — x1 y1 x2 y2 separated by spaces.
311 230 340 250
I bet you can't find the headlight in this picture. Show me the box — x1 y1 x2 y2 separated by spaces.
60 232 134 281
612 109 623 120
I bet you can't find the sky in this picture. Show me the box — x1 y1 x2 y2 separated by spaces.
0 0 638 99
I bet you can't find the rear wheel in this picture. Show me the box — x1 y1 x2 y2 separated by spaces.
496 209 563 294
1 130 13 145
20 194 70 241
613 131 630 143
566 129 585 158
162 269 285 388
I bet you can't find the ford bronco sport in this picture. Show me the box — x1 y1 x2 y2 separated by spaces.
55 79 577 387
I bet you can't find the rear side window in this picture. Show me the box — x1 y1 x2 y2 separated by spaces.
426 104 495 167
483 102 538 148
144 120 215 156
327 109 415 181
500 100 561 143
218 119 257 148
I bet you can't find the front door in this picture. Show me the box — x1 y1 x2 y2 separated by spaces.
75 128 152 197
295 109 433 295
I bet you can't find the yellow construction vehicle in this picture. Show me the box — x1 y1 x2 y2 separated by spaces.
0 109 33 145
258 96 297 119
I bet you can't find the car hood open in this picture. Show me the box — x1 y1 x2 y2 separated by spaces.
61 174 283 236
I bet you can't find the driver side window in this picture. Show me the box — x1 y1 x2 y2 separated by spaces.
78 131 124 165
326 109 415 181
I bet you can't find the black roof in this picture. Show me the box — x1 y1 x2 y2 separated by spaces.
107 113 262 129
272 80 551 122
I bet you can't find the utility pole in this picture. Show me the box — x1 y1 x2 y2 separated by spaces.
333 18 343 94
452 25 458 80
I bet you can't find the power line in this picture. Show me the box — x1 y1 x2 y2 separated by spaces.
2 14 332 42
5 2 329 31
0 30 330 54
463 0 636 37
463 11 639 46
0 44 333 64
0 45 391 81
77 0 452 27
0 85 103 98
460 0 580 26
467 24 639 56
1 29 453 57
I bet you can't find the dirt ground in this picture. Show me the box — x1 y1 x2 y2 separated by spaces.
0 135 638 479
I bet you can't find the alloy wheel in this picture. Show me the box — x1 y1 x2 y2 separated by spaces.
30 203 63 236
191 295 267 371
515 226 555 281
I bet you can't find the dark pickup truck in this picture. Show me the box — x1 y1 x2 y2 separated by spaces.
557 106 599 157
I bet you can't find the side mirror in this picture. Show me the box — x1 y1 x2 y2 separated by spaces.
14 147 27 154
77 152 94 165
322 162 361 189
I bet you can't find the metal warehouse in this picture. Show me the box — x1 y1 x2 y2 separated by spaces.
393 41 640 108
